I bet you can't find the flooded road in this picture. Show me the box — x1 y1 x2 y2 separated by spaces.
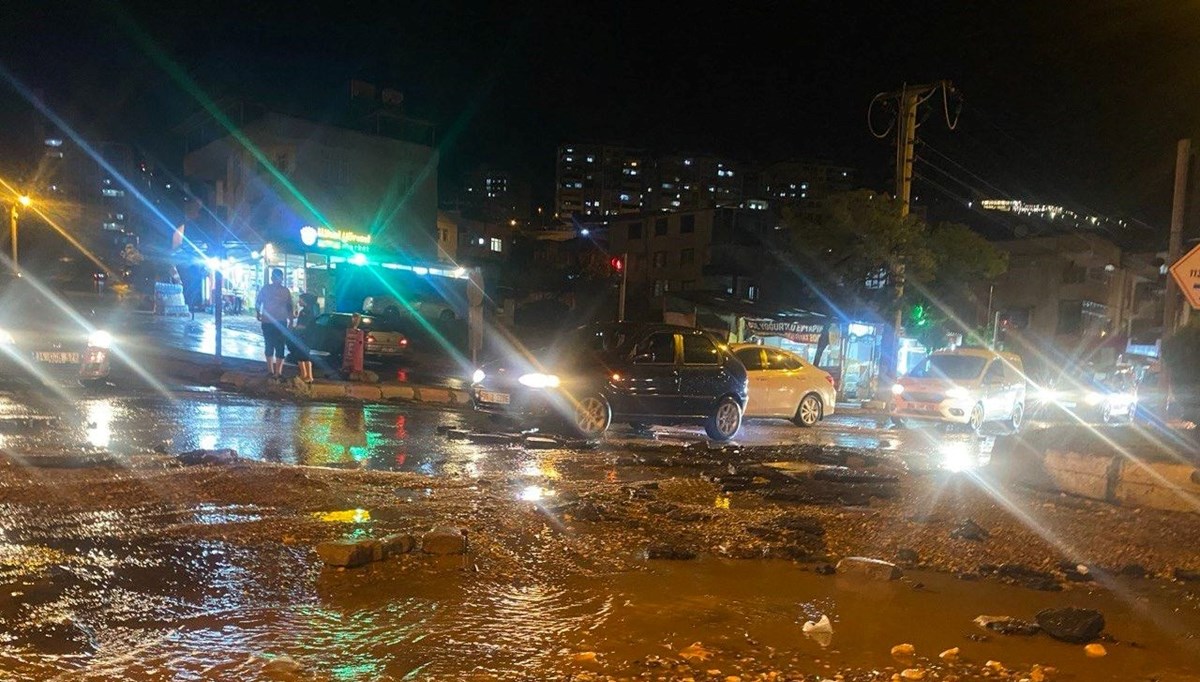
1 387 1197 680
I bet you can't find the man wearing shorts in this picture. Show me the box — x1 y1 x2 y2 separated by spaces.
255 268 294 379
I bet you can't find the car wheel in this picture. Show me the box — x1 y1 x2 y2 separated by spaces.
968 403 985 433
705 396 743 442
572 394 611 439
792 393 823 427
1009 402 1024 431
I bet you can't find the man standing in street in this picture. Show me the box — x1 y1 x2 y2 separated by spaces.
255 268 294 379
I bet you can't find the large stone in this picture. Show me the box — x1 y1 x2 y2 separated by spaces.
836 556 902 581
375 533 416 560
315 540 374 568
646 544 698 560
1035 607 1105 644
422 527 467 554
974 615 1040 636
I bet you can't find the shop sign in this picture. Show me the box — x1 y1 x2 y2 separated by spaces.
745 318 825 344
299 225 371 252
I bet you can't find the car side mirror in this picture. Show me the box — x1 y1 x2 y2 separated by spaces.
633 353 654 364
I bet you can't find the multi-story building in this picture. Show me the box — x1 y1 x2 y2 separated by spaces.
554 143 646 219
988 233 1152 367
645 155 745 213
457 166 531 223
180 96 439 304
607 207 778 301
554 144 857 220
752 160 857 209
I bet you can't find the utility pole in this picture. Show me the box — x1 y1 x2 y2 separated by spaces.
1164 139 1191 338
618 251 627 322
871 80 957 391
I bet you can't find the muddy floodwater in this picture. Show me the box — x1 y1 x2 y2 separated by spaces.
2 517 1199 681
1 393 1199 680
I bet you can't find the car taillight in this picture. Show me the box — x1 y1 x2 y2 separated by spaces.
367 335 376 343
400 338 408 346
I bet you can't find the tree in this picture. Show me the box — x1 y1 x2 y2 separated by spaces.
780 191 1007 364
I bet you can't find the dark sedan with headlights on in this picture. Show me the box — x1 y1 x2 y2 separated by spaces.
0 277 128 388
470 322 749 441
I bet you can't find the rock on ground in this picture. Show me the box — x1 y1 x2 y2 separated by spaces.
836 556 902 581
1035 607 1105 644
422 527 468 554
315 540 375 568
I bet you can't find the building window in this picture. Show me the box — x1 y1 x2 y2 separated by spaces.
628 223 643 240
490 238 503 253
654 218 668 236
653 251 667 268
680 248 695 265
680 214 695 234
747 285 760 300
653 279 668 296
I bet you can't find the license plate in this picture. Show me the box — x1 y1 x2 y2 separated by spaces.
478 390 510 405
34 351 80 364
914 402 939 412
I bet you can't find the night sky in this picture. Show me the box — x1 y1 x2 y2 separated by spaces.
3 1 1200 235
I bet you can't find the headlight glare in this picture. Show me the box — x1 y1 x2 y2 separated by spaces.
0 329 13 346
1083 391 1105 406
945 387 970 400
88 330 113 349
471 369 485 384
891 383 905 396
518 373 561 388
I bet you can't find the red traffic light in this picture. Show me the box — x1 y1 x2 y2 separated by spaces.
610 257 624 272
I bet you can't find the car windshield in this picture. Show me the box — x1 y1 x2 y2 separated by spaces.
908 354 987 381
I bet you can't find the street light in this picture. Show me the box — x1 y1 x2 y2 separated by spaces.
9 195 32 275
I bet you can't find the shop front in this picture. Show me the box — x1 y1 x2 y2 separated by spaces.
742 317 882 400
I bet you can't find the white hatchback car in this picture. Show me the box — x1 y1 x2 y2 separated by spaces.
892 348 1027 431
730 344 837 427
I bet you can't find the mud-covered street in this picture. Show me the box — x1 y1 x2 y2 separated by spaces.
1 388 1199 681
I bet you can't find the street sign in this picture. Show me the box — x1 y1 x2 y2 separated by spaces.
1169 242 1200 310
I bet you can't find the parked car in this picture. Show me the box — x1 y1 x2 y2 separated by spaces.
470 322 748 441
301 313 409 365
1031 366 1138 424
730 344 836 426
0 277 126 387
891 348 1027 431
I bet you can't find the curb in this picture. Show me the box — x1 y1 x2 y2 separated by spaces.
216 371 472 407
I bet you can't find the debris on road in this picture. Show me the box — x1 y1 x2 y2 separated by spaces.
836 556 902 581
1035 607 1105 644
974 615 1041 636
176 448 239 466
422 527 468 554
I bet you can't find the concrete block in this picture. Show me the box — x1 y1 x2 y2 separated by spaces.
417 387 453 404
449 390 470 405
1114 460 1200 513
1043 450 1112 502
308 382 348 401
345 384 383 402
380 385 416 401
377 533 416 559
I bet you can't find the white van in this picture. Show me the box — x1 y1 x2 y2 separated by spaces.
891 348 1027 431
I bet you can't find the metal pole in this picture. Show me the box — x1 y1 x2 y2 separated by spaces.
992 310 1001 349
214 266 223 362
618 251 627 321
9 205 18 276
1164 139 1191 337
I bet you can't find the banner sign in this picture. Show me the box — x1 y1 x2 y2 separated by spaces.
300 225 372 252
744 318 825 344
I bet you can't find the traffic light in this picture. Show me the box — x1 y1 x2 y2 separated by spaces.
909 303 929 327
610 256 624 273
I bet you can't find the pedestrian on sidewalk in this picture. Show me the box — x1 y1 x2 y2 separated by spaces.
255 268 294 379
289 292 318 383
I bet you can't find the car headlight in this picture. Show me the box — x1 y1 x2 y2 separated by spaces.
891 383 905 396
0 329 12 346
518 373 560 388
1034 388 1060 402
945 387 970 400
1083 391 1105 406
471 369 485 384
88 330 113 349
